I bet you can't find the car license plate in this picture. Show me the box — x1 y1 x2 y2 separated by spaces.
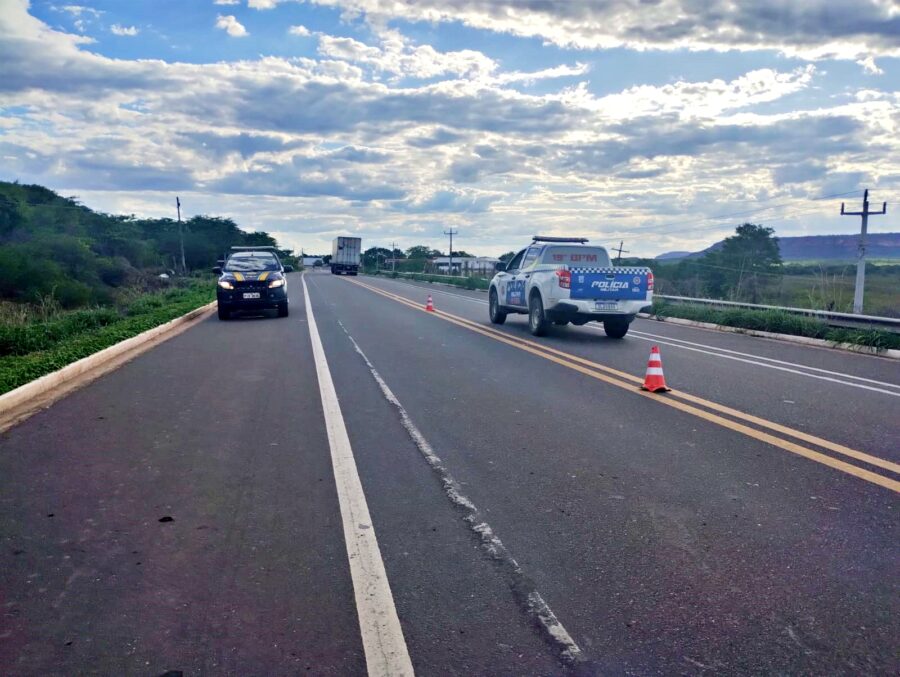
243 292 261 299
594 301 618 311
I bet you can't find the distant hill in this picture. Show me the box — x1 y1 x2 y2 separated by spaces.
656 232 900 262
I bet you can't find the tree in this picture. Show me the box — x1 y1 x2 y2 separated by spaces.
702 223 782 302
498 251 516 263
362 246 393 268
406 245 439 259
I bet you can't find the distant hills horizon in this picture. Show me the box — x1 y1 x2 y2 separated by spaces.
655 232 900 262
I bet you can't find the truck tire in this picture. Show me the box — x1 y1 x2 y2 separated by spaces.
277 302 289 318
217 305 230 321
489 288 507 325
528 293 549 336
604 317 629 338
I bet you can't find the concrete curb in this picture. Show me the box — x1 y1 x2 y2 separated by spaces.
0 301 216 432
637 313 900 359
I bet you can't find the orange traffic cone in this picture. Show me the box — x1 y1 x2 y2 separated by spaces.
425 294 435 312
641 346 670 392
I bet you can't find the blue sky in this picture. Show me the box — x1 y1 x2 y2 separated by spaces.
2 0 899 256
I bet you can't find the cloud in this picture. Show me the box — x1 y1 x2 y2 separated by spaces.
248 0 279 8
857 56 884 75
288 25 311 36
4 0 900 258
298 0 900 60
395 188 499 213
215 14 248 37
110 24 139 36
213 0 239 4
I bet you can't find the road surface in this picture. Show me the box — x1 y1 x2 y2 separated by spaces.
2 270 898 676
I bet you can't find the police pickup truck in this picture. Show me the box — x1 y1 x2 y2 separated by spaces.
488 236 653 338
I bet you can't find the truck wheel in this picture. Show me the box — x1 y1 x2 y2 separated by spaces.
528 293 549 336
277 302 289 318
489 288 507 325
217 305 230 321
604 318 629 338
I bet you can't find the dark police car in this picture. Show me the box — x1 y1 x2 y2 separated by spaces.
213 247 293 320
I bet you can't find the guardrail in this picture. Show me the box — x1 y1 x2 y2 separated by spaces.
655 295 900 332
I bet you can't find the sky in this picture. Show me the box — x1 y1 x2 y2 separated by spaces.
1 0 899 258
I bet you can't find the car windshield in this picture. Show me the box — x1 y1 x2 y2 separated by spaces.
224 254 280 272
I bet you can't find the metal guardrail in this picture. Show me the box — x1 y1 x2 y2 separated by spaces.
656 295 900 332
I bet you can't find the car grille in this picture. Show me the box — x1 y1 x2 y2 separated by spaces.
234 280 268 292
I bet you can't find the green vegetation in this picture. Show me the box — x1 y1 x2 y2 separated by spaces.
0 280 214 395
0 180 304 392
0 180 297 309
370 270 490 290
651 300 900 351
623 223 898 317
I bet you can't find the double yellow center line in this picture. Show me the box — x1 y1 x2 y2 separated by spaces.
345 277 900 494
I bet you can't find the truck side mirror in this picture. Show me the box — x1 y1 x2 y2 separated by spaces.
495 261 506 271
283 265 294 273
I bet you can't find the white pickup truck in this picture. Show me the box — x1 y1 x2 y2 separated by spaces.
488 236 654 337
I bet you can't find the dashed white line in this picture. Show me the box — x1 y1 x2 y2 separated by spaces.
302 275 415 677
335 318 584 666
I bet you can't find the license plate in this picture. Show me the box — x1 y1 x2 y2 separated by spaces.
594 301 618 311
242 292 261 299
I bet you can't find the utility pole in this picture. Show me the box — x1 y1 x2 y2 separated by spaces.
176 197 187 274
391 241 396 273
841 189 886 314
444 228 458 275
613 241 629 264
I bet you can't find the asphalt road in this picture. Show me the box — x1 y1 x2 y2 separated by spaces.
1 269 898 676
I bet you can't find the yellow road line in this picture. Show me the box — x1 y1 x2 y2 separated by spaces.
344 278 900 494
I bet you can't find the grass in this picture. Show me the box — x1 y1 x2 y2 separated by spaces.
0 280 215 395
651 300 900 351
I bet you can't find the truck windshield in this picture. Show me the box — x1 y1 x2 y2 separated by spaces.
540 246 611 267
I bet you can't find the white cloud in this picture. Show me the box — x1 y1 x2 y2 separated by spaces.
857 56 884 75
213 0 239 4
58 4 102 18
248 0 279 8
215 14 248 37
3 0 899 258
288 24 311 36
299 0 900 61
110 24 139 37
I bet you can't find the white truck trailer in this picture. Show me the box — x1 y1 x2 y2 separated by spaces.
331 236 362 275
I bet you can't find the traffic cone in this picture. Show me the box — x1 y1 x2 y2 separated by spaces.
641 346 670 392
425 294 435 312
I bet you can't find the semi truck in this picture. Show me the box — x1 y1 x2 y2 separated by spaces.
331 236 362 275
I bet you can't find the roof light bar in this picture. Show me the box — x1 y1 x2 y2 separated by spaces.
532 236 589 243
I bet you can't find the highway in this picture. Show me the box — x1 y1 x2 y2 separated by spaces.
1 269 898 676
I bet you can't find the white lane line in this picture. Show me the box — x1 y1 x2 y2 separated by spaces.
366 279 900 396
302 276 415 677
617 329 900 397
629 329 900 389
336 319 584 666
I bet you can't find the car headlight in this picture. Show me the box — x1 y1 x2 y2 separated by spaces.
268 277 285 288
218 279 234 290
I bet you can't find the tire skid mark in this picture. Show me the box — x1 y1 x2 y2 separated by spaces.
335 319 586 668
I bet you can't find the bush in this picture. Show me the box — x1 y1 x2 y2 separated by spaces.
652 301 900 350
0 281 214 394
